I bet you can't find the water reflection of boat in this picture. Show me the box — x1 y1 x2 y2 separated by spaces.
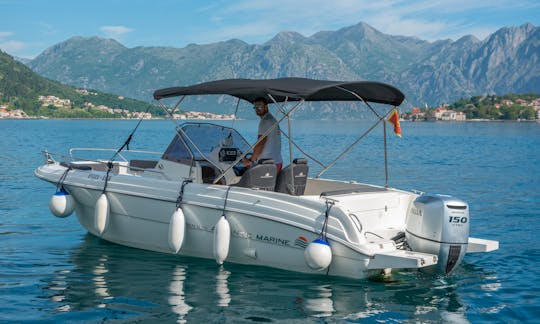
39 234 495 322
169 265 192 323
303 284 335 317
36 78 498 279
43 235 216 322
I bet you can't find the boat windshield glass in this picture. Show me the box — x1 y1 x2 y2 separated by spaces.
178 123 250 160
162 133 192 163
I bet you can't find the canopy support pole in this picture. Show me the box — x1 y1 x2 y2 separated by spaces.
286 101 295 193
169 95 186 116
212 99 306 184
315 87 394 183
336 86 382 119
231 97 241 130
156 99 198 179
383 118 389 188
316 108 394 178
269 95 325 169
268 95 295 194
316 117 383 178
278 130 325 169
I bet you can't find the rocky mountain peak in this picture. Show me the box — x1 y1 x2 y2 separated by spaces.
24 22 540 115
266 31 308 45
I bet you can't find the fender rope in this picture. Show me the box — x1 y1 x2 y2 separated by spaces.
176 179 192 209
101 161 113 194
319 200 334 241
56 165 72 191
221 186 232 218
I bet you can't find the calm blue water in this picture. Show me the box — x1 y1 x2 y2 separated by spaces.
1 119 539 323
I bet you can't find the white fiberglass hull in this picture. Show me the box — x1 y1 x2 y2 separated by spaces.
36 163 443 279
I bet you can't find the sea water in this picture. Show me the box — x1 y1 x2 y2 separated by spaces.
0 119 539 323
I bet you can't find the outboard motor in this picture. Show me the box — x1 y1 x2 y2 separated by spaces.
405 194 469 274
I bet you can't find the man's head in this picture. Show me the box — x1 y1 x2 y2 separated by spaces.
252 97 268 117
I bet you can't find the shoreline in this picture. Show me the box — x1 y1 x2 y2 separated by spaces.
0 117 239 121
401 119 539 123
2 117 538 122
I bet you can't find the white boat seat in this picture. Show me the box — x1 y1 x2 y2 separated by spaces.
275 158 308 195
233 159 277 191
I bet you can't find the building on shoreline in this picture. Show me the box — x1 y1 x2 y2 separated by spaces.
171 111 235 120
407 106 466 121
0 106 28 118
434 107 466 121
38 95 71 108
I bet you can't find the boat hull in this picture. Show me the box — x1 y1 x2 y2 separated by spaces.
71 188 380 279
35 164 439 279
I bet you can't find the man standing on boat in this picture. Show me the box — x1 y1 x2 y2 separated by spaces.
243 97 283 172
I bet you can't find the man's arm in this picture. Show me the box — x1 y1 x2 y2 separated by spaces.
251 135 267 161
243 135 267 166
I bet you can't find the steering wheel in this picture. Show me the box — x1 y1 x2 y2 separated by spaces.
233 153 252 176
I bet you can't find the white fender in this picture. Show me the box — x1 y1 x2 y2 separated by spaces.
213 216 230 265
304 238 333 271
94 193 109 235
49 189 75 218
168 208 186 253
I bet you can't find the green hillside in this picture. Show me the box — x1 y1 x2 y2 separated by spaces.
404 93 540 121
448 94 539 120
0 50 163 118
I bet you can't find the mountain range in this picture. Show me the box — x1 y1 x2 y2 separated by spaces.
26 22 540 118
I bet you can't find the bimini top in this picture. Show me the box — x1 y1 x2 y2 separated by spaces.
153 77 405 106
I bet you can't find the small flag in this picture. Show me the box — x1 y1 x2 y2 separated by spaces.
387 109 402 137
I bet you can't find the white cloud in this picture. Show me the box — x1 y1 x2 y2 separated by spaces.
0 31 14 39
204 22 278 43
196 0 539 43
369 16 448 39
218 0 389 34
0 40 27 53
99 25 134 38
0 31 30 57
194 0 437 43
35 22 58 36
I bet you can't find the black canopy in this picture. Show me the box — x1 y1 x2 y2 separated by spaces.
153 77 405 106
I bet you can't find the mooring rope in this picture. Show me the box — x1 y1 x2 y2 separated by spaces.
101 161 114 194
319 200 334 240
221 186 233 218
109 105 152 162
56 165 72 191
99 106 152 195
176 179 192 209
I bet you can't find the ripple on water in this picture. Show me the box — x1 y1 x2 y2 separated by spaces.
0 120 539 323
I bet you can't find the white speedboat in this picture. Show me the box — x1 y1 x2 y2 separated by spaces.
35 78 498 279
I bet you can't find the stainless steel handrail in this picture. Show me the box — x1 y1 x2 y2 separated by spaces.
69 147 162 162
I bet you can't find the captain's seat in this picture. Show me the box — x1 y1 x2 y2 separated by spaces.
233 159 277 191
275 158 308 195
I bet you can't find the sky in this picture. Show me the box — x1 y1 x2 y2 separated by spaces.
1 0 539 59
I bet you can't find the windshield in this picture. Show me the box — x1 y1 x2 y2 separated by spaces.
177 123 250 161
